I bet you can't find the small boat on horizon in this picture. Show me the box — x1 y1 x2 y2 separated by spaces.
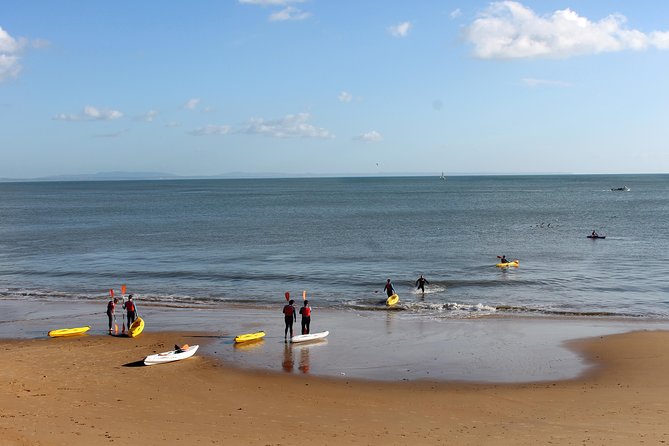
611 186 630 191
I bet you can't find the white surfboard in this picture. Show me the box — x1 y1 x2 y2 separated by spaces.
143 344 199 366
290 331 329 344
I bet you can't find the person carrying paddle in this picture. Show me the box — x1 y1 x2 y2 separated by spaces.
384 279 395 297
415 275 429 293
299 300 311 335
123 295 137 326
106 297 118 334
283 299 297 340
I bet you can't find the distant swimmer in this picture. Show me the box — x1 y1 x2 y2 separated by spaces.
299 300 311 335
384 279 395 297
283 299 297 340
415 275 429 293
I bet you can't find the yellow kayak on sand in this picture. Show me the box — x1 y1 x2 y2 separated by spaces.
386 294 400 306
48 326 91 337
496 260 519 268
128 317 144 338
234 331 266 343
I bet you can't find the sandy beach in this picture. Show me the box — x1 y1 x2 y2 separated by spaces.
1 328 668 445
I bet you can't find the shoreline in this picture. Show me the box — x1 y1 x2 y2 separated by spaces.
1 330 668 445
3 298 669 383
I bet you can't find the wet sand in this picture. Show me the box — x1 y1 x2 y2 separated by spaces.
1 329 668 445
3 298 669 383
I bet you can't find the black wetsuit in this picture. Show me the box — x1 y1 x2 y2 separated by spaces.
416 277 429 292
283 304 296 337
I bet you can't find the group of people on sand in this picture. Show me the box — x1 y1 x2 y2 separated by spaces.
105 295 138 334
282 298 311 340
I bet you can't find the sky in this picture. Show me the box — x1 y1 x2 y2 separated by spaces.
2 0 669 178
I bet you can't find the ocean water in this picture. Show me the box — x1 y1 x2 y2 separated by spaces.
1 174 668 320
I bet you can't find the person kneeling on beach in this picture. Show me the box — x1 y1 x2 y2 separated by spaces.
283 299 296 340
299 300 311 335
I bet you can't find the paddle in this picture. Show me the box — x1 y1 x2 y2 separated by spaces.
302 290 306 301
285 291 290 302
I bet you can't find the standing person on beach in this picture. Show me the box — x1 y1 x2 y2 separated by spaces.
299 300 311 335
123 295 137 326
283 299 297 340
106 297 118 334
415 275 429 293
384 279 395 297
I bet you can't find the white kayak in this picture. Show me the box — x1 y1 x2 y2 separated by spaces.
143 344 199 366
291 331 329 344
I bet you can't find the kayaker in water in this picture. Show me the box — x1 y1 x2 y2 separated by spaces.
283 299 297 340
415 275 429 293
499 255 509 264
384 279 395 297
299 300 311 335
591 230 598 237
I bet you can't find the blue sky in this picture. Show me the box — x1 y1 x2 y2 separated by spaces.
2 0 669 178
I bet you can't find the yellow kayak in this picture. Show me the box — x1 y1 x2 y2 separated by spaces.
128 317 144 338
48 326 90 337
386 294 400 306
496 260 519 268
234 331 266 343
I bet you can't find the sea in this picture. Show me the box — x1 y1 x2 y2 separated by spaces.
1 174 668 321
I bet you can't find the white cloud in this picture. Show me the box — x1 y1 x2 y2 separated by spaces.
0 26 23 82
355 130 383 142
53 105 123 121
521 78 571 87
142 110 159 122
239 0 303 5
338 91 353 103
190 124 232 136
184 98 201 110
270 6 311 21
240 113 334 139
450 9 463 19
388 22 411 38
464 1 669 59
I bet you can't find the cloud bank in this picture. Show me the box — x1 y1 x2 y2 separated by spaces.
355 130 383 142
240 113 333 139
0 26 23 81
465 1 669 59
53 106 124 121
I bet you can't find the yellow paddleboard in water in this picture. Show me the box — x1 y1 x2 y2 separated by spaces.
48 326 90 337
234 331 266 343
129 317 144 338
386 294 400 306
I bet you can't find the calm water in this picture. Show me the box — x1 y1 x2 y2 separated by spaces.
1 175 668 320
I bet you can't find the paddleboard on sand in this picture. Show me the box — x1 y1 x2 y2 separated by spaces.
128 317 144 338
144 344 199 366
234 331 266 343
291 331 329 344
48 326 90 337
386 294 400 306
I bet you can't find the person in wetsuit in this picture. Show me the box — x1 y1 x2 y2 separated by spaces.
123 295 137 326
415 275 429 293
499 255 509 264
106 297 118 334
384 279 395 297
299 300 311 335
283 299 297 340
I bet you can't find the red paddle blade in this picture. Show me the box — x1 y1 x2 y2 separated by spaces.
109 289 114 297
284 291 290 301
